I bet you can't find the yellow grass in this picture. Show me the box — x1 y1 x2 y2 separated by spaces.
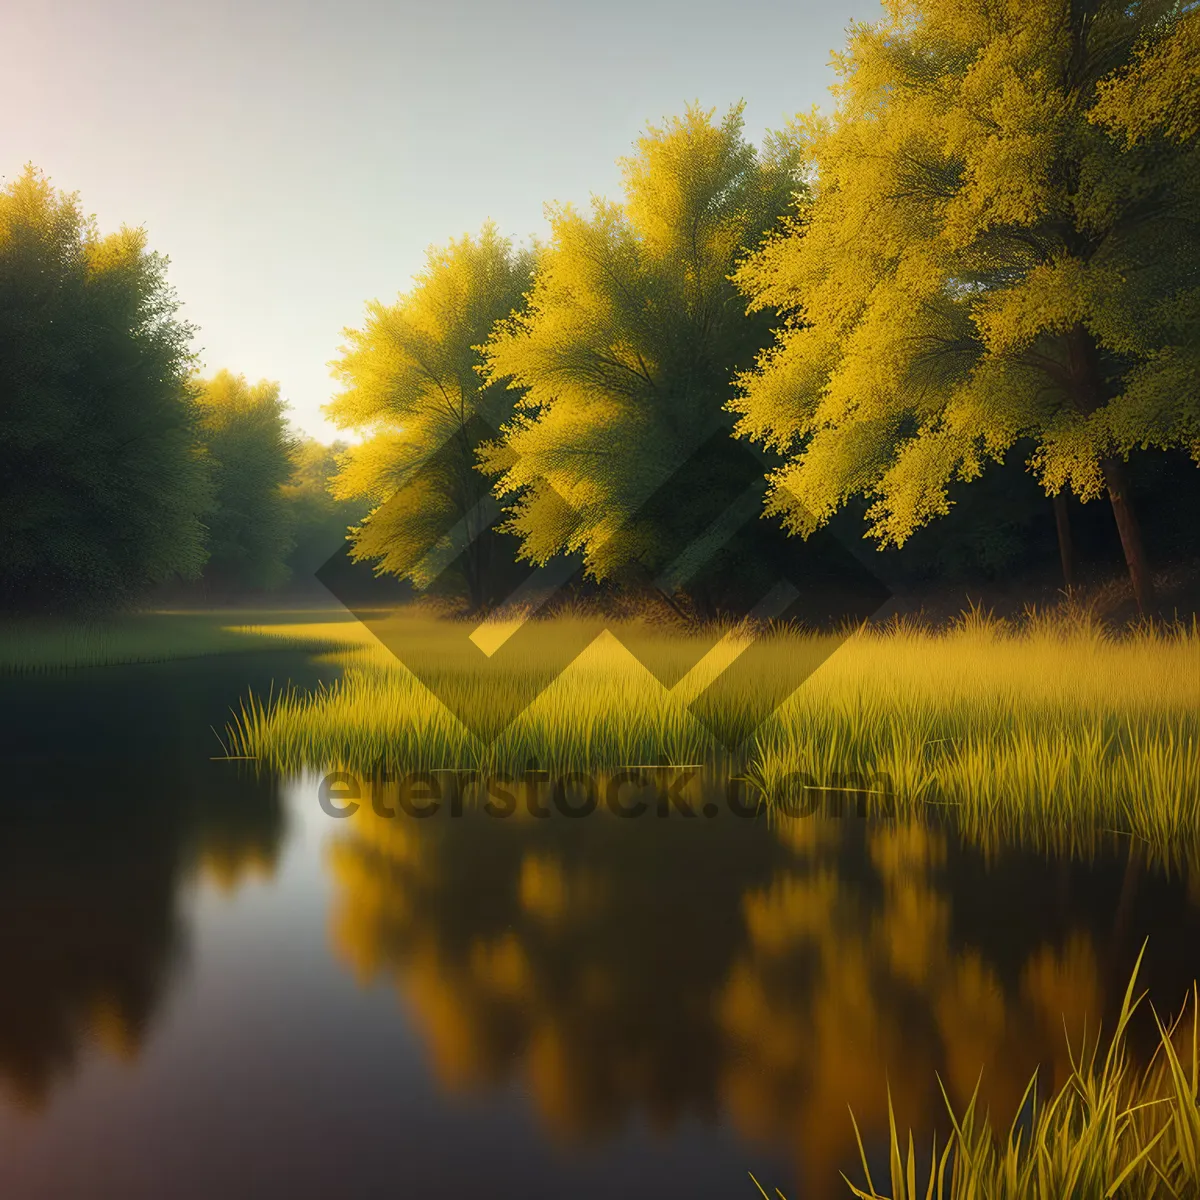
224 609 1200 858
842 948 1200 1200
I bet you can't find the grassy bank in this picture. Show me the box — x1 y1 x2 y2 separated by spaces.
0 609 358 672
224 609 1200 858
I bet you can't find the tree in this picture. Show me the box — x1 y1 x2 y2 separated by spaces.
1091 4 1200 145
480 105 804 592
281 438 366 583
0 167 210 613
327 223 533 611
195 371 296 593
732 0 1200 613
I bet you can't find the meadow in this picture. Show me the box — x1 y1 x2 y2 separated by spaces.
220 605 1200 863
0 609 357 672
8 600 1194 856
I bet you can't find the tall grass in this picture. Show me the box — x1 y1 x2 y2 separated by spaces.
224 608 1200 858
842 948 1200 1199
746 611 1200 863
227 620 720 775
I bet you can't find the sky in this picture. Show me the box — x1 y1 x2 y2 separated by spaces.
3 0 883 441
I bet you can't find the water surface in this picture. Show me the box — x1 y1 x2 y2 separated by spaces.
2 654 1197 1198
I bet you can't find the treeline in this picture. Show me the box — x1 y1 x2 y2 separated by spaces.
327 0 1199 616
0 171 362 613
4 0 1198 617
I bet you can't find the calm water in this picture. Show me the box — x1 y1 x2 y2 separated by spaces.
2 654 1198 1199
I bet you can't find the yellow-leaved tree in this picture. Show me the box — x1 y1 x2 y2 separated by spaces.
733 0 1199 612
480 105 803 585
327 224 533 610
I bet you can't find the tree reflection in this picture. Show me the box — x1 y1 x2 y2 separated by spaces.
325 778 1200 1198
328 783 768 1138
0 661 295 1110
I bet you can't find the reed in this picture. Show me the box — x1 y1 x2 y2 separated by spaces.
841 947 1200 1199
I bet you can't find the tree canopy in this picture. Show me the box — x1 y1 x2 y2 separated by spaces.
327 223 533 609
731 0 1200 610
195 370 296 593
0 167 210 613
281 438 367 584
481 105 804 583
1091 4 1200 145
6 3 1198 617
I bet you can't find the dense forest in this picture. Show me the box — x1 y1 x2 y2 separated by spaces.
3 0 1197 617
0 169 364 613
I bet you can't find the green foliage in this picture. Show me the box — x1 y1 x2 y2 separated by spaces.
327 223 533 609
481 105 804 582
282 438 366 584
733 1 1199 566
1087 4 1200 523
0 167 210 613
841 450 1061 582
195 370 297 593
10 10 1199 615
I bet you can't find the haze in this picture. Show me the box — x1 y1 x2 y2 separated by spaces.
1 0 882 438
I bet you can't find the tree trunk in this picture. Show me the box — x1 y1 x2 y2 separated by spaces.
1101 457 1154 614
1053 492 1073 591
466 529 489 614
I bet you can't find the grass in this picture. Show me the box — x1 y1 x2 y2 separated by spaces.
746 610 1200 864
222 606 1200 860
0 608 358 672
838 947 1200 1200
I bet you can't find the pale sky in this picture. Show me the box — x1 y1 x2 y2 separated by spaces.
3 0 882 440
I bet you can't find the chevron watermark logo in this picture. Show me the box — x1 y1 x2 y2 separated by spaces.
317 421 890 751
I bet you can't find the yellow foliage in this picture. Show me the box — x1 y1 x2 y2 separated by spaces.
325 224 532 597
482 105 802 578
734 0 1199 547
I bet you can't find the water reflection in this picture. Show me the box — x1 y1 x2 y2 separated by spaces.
3 657 1199 1198
0 655 322 1113
328 791 759 1139
0 763 285 1110
325 775 1200 1197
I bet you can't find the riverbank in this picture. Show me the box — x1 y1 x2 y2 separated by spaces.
222 608 1200 861
0 609 360 673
